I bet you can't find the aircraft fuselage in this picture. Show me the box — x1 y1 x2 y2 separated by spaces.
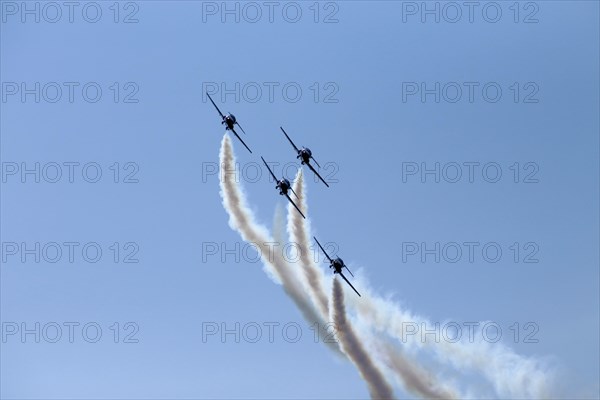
277 178 291 195
298 148 312 164
223 114 236 130
331 257 345 273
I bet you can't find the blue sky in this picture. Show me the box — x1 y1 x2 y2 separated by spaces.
1 1 599 398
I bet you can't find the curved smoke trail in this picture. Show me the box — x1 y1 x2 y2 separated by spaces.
287 169 330 319
219 135 321 325
286 167 454 398
378 341 458 399
348 285 554 398
218 133 554 399
287 165 550 399
289 167 463 399
219 134 341 355
331 278 396 399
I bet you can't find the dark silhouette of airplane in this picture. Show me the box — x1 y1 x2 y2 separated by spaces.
261 156 306 219
280 127 329 188
206 93 252 153
313 236 361 297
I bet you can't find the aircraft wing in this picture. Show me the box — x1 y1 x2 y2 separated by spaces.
344 265 354 277
310 155 322 169
339 272 361 297
231 128 252 153
206 93 224 119
313 237 333 263
280 127 300 153
306 162 330 188
236 122 247 135
285 193 306 219
261 157 279 182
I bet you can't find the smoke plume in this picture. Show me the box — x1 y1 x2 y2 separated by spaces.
219 134 340 354
287 169 330 319
331 278 396 399
218 133 555 399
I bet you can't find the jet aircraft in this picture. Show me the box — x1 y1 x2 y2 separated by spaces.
261 156 306 219
313 236 361 297
207 93 252 153
280 127 329 187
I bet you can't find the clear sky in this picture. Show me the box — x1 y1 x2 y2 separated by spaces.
1 1 599 398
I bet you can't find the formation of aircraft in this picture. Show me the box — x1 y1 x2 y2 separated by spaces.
207 92 361 297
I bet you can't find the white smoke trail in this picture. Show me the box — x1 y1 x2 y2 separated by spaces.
218 133 554 399
219 135 321 323
378 341 459 399
290 168 462 399
219 134 341 355
285 166 452 398
435 335 552 399
351 316 462 399
347 285 554 398
287 169 330 319
272 204 285 244
331 278 396 400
